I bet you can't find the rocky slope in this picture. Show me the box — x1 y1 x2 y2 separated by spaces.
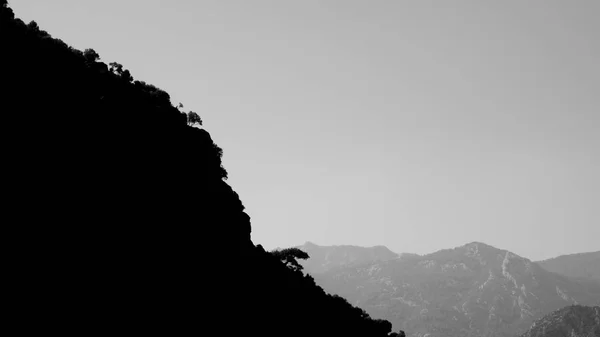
520 305 600 337
537 251 600 283
312 242 600 337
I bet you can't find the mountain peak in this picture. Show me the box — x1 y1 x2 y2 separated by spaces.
313 244 600 337
458 241 530 260
462 241 500 251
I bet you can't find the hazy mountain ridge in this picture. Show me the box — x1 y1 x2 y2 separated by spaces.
536 251 600 283
308 242 600 337
520 305 600 337
295 241 402 274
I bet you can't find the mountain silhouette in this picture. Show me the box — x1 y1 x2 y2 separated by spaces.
310 242 600 337
1 2 402 336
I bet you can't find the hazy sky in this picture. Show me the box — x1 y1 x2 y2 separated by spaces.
11 0 599 260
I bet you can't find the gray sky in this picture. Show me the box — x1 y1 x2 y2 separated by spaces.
11 0 599 261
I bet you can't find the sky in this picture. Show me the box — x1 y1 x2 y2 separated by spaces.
10 0 599 261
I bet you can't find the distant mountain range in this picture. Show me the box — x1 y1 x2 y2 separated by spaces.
297 242 600 337
520 305 599 337
536 251 600 282
295 242 401 273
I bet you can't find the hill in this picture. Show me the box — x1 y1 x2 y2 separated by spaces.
537 251 600 283
311 242 600 337
0 2 401 336
296 241 401 274
520 305 600 337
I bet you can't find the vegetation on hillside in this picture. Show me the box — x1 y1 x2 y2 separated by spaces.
1 1 404 335
520 305 600 337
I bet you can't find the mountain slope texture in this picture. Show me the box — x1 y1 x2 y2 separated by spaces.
537 252 600 283
520 305 600 337
297 241 401 274
311 242 600 337
1 2 401 336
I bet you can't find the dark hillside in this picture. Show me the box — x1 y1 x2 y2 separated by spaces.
1 2 400 336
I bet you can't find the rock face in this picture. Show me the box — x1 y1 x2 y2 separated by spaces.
520 305 600 337
311 242 600 337
537 251 600 283
297 241 401 274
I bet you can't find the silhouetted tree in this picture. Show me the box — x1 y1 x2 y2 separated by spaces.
27 20 39 31
83 48 100 63
121 69 132 82
187 111 202 126
271 247 310 272
109 62 123 74
108 62 133 82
